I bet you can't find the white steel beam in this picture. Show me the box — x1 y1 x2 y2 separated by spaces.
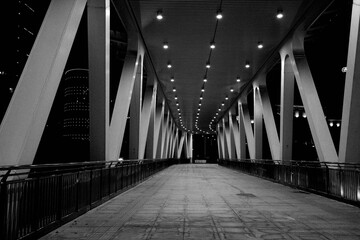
240 102 255 159
287 34 338 163
108 45 143 160
139 80 157 159
237 100 247 159
280 53 295 161
339 0 360 163
229 110 240 160
88 0 110 161
0 0 86 165
257 85 280 160
253 87 263 159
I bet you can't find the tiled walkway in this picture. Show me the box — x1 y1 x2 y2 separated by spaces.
41 164 360 240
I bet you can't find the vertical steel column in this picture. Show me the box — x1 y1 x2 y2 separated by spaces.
129 53 143 159
0 0 86 165
240 102 255 159
88 0 110 161
280 53 295 161
222 119 229 159
253 86 263 159
339 0 360 163
155 100 165 158
238 101 247 159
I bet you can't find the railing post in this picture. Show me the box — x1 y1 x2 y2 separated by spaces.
75 172 80 212
89 170 93 206
57 175 63 221
0 172 10 239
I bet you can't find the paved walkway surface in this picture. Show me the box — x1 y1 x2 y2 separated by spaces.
41 164 360 240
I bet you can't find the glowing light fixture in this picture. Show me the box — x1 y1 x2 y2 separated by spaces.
201 88 205 92
170 77 175 82
167 63 172 68
206 62 211 69
245 61 250 68
163 42 169 49
236 77 241 82
203 78 207 82
294 111 300 118
216 10 223 19
230 88 234 92
257 41 263 49
156 10 163 20
225 96 229 100
210 42 216 49
276 9 284 19
173 87 176 92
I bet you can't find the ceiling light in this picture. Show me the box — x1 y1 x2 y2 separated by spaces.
276 9 284 19
336 122 340 127
170 77 174 82
245 61 250 68
257 41 263 49
176 103 179 106
230 88 234 92
210 42 216 49
163 42 169 49
216 113 218 115
218 108 221 111
156 10 163 20
206 62 211 68
200 96 203 100
329 122 334 127
216 10 223 19
203 78 207 82
236 77 241 82
199 103 202 106
225 96 228 100
201 88 205 92
174 96 178 100
173 87 176 92
221 102 224 106
167 63 172 68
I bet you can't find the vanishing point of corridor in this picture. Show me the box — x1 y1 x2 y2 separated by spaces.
41 164 360 240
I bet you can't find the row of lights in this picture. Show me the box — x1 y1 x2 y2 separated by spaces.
157 10 192 133
210 8 285 135
195 2 224 135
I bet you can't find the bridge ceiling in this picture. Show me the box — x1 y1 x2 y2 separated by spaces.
129 0 306 134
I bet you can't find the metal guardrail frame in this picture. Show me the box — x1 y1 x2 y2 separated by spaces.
218 158 360 207
0 158 188 240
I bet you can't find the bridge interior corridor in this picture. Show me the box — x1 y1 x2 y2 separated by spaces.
41 164 360 240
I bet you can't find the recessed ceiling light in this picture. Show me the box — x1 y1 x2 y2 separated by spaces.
170 77 174 82
225 96 229 100
199 103 202 106
176 103 179 106
257 41 263 49
200 96 203 100
206 62 211 69
216 10 223 19
210 42 216 49
156 10 163 20
221 102 224 106
174 96 178 100
201 88 205 92
203 78 207 82
163 42 169 49
236 77 241 82
230 88 234 92
173 87 176 92
167 63 172 68
245 61 250 68
276 9 284 19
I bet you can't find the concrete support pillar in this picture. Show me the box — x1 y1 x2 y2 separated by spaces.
238 101 247 159
0 0 86 165
253 88 263 159
88 0 110 161
280 54 295 161
339 0 360 163
129 55 143 159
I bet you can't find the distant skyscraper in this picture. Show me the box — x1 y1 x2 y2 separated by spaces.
63 68 89 142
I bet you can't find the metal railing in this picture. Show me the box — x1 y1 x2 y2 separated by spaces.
218 159 360 206
0 158 179 240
